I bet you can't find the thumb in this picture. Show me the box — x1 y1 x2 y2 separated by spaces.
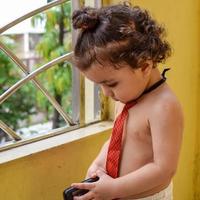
90 172 97 178
96 169 106 178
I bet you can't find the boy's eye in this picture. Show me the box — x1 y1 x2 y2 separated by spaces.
107 82 118 87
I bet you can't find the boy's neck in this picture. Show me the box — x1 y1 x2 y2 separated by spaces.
145 68 163 92
126 68 166 104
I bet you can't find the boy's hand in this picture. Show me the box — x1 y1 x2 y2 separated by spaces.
86 163 106 179
72 170 116 200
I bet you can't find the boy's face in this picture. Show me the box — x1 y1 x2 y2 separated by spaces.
82 63 150 104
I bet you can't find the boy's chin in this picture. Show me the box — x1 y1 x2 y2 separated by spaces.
110 97 119 101
112 98 124 102
110 97 133 104
120 98 137 104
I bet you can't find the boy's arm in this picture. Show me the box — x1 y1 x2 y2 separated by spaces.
112 100 184 199
86 139 110 178
86 101 121 178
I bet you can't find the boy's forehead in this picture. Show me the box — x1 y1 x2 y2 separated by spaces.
82 64 119 83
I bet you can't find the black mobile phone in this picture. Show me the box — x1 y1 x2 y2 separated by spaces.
63 177 99 200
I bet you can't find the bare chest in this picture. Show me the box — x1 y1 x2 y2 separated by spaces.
119 108 154 176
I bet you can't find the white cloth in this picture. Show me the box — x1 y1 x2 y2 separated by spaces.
136 183 173 200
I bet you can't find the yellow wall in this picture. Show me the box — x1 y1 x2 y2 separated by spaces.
0 130 110 200
106 0 200 199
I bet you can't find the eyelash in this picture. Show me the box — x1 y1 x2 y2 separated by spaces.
107 82 118 87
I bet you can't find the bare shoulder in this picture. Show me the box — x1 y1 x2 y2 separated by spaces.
148 85 184 124
152 88 183 115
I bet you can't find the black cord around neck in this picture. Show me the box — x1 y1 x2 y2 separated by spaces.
141 68 170 96
133 68 170 103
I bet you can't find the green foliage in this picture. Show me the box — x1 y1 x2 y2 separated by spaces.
32 1 73 125
0 36 36 130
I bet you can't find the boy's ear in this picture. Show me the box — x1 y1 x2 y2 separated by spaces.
141 60 153 77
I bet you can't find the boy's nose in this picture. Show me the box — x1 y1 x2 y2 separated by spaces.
101 86 113 97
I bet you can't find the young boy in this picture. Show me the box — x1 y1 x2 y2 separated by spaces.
70 3 184 200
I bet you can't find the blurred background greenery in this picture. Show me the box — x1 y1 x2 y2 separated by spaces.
0 0 73 144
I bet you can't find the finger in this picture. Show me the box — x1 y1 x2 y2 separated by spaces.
86 172 97 179
71 182 95 190
73 191 94 200
91 172 97 178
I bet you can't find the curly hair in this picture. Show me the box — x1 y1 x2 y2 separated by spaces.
72 3 171 70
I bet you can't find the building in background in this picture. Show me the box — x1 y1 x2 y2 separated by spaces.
0 0 47 69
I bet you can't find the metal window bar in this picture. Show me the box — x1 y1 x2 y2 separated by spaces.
83 0 102 123
71 0 82 124
94 0 102 119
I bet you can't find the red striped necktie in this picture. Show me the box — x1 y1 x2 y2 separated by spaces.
106 100 136 178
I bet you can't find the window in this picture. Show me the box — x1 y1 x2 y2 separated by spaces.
0 0 104 151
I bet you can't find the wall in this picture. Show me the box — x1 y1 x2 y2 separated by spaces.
0 130 110 200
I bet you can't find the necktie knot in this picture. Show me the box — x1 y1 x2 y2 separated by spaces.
123 100 137 112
